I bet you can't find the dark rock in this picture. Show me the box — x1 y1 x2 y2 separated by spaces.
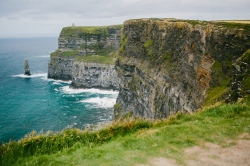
48 25 122 89
114 19 250 119
71 62 119 90
24 60 31 76
246 90 250 94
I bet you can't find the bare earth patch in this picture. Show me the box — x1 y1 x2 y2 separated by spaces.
141 133 250 166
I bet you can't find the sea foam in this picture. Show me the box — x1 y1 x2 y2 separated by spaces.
80 97 117 108
62 86 119 95
13 73 47 78
52 80 72 84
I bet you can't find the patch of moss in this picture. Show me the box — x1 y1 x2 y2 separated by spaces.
143 40 154 49
204 86 230 106
50 50 79 57
61 25 123 37
119 34 128 55
76 55 116 65
204 60 231 106
214 22 250 31
62 50 79 56
50 50 60 57
239 49 250 99
143 40 157 63
143 40 173 71
240 49 250 62
211 61 231 86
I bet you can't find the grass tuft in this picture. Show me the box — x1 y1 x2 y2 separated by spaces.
1 100 250 166
76 55 116 65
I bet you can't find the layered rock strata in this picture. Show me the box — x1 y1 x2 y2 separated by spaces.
71 62 119 90
114 19 250 119
48 25 121 89
24 60 31 76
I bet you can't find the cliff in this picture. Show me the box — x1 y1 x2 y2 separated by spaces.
48 19 250 120
71 61 119 90
48 25 122 89
114 19 250 119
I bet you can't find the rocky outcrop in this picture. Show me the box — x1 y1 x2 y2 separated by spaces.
48 57 74 80
71 62 119 90
228 49 250 102
24 60 31 76
48 25 121 89
114 19 250 119
58 25 122 56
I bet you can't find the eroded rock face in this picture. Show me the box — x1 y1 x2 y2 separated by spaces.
114 19 250 119
71 62 119 90
48 25 121 89
48 57 74 80
24 60 31 76
58 26 121 56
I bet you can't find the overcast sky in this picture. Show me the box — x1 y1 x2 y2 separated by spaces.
0 0 249 38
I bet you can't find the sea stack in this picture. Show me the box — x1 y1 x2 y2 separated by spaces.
24 60 31 76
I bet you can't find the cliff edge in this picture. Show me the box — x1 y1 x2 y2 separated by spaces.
114 19 250 119
48 25 122 89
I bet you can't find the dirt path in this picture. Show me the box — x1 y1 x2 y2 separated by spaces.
140 133 250 166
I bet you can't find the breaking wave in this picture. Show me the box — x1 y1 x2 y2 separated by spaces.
13 73 47 78
61 86 119 95
80 97 117 109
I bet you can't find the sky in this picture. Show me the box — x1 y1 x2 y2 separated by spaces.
0 0 249 38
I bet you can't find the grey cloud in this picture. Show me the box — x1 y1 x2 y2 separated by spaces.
0 0 249 38
1 0 249 19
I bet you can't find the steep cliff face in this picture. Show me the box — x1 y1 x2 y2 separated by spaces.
48 57 74 80
48 25 121 89
114 19 250 119
58 26 121 55
71 61 119 90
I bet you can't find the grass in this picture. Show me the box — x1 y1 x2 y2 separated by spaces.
1 100 250 166
216 20 250 24
76 55 116 65
214 21 250 31
50 50 60 57
204 60 231 106
119 34 128 55
50 50 79 57
61 25 123 36
62 50 79 56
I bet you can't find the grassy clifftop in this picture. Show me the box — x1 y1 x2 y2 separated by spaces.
1 100 250 165
60 25 123 36
3 19 250 165
124 18 250 30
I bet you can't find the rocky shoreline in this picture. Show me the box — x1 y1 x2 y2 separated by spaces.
48 19 250 120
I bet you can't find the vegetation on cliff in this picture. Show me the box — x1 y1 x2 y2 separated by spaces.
61 25 123 36
205 49 250 106
9 19 249 165
50 50 79 57
1 99 250 165
76 55 116 65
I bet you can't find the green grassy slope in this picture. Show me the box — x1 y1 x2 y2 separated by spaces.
1 100 250 166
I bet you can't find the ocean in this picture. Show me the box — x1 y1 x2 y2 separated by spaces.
0 37 118 143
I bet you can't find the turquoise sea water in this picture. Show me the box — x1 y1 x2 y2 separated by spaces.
0 38 118 143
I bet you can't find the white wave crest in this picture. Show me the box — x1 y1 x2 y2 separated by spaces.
80 97 117 108
39 77 72 84
62 86 119 95
52 80 72 84
13 73 47 78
